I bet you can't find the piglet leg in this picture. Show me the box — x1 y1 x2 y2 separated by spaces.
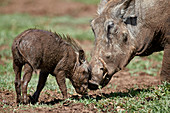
54 70 67 99
13 62 22 104
31 71 48 104
21 64 33 104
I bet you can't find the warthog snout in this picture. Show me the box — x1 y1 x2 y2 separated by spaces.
88 57 112 90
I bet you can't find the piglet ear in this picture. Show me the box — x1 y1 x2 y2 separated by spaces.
78 50 85 64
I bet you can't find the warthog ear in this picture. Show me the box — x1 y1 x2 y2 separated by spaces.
78 50 86 64
112 0 135 18
98 0 111 14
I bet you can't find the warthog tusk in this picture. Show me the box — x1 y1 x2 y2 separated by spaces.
130 45 136 54
98 57 107 70
131 45 136 51
89 80 99 86
98 57 108 78
103 72 108 79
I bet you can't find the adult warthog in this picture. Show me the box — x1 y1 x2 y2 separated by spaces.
88 0 170 89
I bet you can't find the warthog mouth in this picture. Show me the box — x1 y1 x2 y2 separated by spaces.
88 57 119 90
88 80 99 90
88 73 115 90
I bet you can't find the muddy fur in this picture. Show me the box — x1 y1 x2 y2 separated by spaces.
12 29 90 104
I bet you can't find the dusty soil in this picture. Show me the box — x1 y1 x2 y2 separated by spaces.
0 0 97 17
0 0 162 112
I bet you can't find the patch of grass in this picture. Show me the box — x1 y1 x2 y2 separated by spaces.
127 52 163 76
71 82 170 112
147 51 164 62
0 62 14 90
0 14 94 47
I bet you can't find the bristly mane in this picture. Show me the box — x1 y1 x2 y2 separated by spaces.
54 33 83 53
24 29 83 53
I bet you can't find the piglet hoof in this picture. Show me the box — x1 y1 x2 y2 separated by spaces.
63 95 68 100
16 99 21 104
29 95 37 105
22 99 29 105
16 95 22 105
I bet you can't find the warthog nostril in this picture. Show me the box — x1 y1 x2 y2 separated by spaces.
88 80 99 90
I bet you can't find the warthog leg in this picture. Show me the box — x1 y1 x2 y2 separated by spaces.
161 43 170 83
13 62 22 104
21 64 33 104
55 71 67 99
31 71 49 104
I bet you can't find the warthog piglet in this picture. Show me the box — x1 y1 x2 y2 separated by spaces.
12 29 90 104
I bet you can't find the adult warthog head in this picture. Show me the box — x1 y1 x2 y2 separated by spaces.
89 0 138 89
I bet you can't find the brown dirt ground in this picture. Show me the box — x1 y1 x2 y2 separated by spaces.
0 0 161 112
0 0 97 17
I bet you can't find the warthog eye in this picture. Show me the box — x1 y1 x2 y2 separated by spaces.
107 22 114 33
106 21 115 41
